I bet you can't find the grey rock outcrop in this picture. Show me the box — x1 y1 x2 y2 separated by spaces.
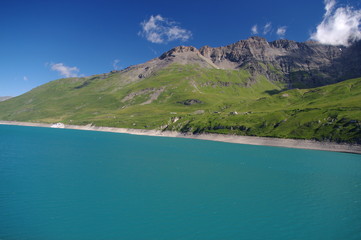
198 37 361 88
117 37 361 89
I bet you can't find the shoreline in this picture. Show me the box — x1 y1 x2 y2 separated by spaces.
1 120 361 154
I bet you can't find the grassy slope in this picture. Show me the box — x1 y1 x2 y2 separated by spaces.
0 64 360 143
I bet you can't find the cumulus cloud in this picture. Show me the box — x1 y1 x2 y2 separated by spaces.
112 59 121 70
263 22 272 35
23 76 28 81
50 63 79 78
310 0 361 46
251 24 258 34
276 26 287 37
139 14 192 44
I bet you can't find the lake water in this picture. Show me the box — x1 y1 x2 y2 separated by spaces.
0 124 361 240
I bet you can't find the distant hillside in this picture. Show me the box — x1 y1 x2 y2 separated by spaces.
0 37 360 143
0 96 12 102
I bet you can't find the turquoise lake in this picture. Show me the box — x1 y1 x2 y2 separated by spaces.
0 124 361 240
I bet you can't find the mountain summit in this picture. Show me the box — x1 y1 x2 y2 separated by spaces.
0 37 360 143
120 37 361 89
198 37 358 88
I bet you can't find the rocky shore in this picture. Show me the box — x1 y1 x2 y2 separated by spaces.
1 120 360 154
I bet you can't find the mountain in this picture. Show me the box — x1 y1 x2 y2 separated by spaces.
199 37 361 88
0 96 12 102
0 37 360 143
128 36 361 88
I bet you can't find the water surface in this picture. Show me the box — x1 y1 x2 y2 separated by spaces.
1 125 361 239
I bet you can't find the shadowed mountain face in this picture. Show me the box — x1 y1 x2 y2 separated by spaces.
117 37 361 89
199 37 347 88
203 37 359 88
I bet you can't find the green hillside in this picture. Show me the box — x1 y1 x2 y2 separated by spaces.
1 64 360 143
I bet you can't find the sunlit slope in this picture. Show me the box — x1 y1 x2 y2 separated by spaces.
0 64 360 143
165 77 361 143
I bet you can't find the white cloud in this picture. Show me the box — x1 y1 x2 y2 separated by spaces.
139 14 192 44
112 59 121 70
263 22 272 35
325 0 336 17
50 63 79 78
251 25 258 34
276 26 287 37
23 76 28 81
310 0 361 46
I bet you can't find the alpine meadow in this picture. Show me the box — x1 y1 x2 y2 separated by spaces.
1 38 361 143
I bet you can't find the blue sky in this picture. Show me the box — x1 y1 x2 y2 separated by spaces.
1 0 360 96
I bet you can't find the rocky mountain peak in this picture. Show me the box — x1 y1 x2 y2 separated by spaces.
145 38 360 89
233 37 270 49
199 38 360 87
244 36 269 44
270 39 298 50
159 46 198 59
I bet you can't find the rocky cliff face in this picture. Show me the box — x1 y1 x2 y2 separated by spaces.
198 36 361 88
116 37 360 89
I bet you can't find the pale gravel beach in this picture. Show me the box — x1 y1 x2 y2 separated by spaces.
1 120 360 154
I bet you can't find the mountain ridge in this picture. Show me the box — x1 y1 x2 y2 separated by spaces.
113 37 361 89
0 37 360 143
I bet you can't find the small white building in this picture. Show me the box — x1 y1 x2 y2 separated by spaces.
51 122 65 128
